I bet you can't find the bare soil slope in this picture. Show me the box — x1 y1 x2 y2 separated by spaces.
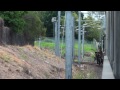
0 45 79 79
0 45 102 79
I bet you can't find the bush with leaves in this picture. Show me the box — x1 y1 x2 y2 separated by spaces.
39 11 57 37
23 11 46 40
84 15 101 41
0 11 27 34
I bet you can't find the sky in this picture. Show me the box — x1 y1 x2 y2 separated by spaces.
81 11 88 18
81 11 104 20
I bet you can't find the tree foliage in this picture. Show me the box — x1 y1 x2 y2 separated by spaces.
0 11 27 33
0 11 102 43
40 11 57 37
23 11 46 39
0 11 47 39
88 11 105 20
40 11 84 37
84 15 101 41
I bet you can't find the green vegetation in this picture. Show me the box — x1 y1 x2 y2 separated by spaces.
0 11 102 45
0 54 11 62
0 11 27 33
34 38 96 57
0 11 46 40
40 11 84 38
74 70 97 79
23 11 46 39
84 15 101 41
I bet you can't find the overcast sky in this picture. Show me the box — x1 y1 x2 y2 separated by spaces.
81 11 88 18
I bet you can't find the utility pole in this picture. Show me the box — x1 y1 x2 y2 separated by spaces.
57 11 61 57
65 11 73 79
78 11 81 64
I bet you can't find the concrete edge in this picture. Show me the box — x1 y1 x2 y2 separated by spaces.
102 56 115 79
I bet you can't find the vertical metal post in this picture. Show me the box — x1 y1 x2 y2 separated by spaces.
60 12 66 58
53 23 55 38
65 11 73 79
102 40 103 52
78 11 81 64
57 11 61 57
60 27 64 58
106 11 109 56
55 21 59 56
72 16 75 61
82 26 85 59
83 26 85 58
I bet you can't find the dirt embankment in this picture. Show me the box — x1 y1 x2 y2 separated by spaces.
0 45 78 79
0 45 103 79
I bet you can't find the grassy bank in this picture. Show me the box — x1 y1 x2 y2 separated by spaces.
34 38 96 57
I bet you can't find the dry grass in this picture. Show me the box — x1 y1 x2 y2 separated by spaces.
0 45 79 79
0 45 101 79
0 51 11 62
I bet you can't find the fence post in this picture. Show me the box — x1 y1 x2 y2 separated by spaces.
55 20 60 56
65 11 73 79
57 11 61 57
82 26 85 59
78 11 81 64
72 16 75 61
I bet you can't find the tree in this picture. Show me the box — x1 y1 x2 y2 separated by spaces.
88 11 105 21
0 11 27 34
40 11 57 37
40 11 84 38
0 11 47 45
83 15 101 41
23 11 46 40
71 11 84 39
